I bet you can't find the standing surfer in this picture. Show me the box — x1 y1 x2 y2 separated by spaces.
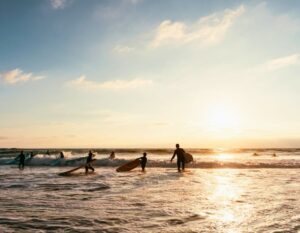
140 152 147 172
18 150 25 170
170 144 186 172
60 151 65 159
85 150 95 174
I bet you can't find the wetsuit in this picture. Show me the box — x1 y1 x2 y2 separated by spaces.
140 156 147 171
85 152 95 173
19 152 25 170
172 148 185 172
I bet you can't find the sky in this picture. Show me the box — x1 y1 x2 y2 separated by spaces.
0 0 300 148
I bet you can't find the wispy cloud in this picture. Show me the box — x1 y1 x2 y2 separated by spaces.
263 54 300 71
123 0 143 5
69 75 152 90
0 69 45 85
151 5 245 48
113 45 135 54
50 0 68 9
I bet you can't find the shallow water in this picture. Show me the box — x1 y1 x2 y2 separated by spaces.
0 167 299 232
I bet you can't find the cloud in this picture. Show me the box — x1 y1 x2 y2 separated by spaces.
123 0 143 4
0 69 45 85
113 45 135 54
263 54 300 71
151 5 245 48
50 0 68 9
69 75 152 90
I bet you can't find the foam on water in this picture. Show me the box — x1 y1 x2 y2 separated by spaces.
0 167 299 232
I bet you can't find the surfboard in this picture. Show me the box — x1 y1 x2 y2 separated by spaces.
184 153 193 163
116 158 140 172
58 159 96 176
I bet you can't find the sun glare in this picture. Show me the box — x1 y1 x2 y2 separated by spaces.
205 105 241 138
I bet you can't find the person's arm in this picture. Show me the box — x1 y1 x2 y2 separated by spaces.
170 151 176 162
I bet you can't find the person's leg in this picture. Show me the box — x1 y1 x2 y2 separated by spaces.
85 165 88 173
90 165 95 172
177 160 181 172
142 164 145 171
182 160 185 171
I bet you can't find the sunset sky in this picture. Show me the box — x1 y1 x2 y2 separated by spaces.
1 0 300 148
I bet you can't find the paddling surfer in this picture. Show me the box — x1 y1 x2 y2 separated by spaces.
170 144 186 172
85 150 95 174
18 150 25 170
140 152 147 172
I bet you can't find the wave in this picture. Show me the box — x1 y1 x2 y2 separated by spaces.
0 157 299 169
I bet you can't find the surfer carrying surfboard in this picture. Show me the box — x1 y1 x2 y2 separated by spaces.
85 150 95 174
170 144 186 172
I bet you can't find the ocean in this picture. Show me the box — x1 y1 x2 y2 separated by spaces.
0 148 299 232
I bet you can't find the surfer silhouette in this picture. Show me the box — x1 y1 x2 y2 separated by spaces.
85 150 95 174
60 151 65 159
140 152 147 172
171 144 186 172
18 150 25 170
109 151 115 159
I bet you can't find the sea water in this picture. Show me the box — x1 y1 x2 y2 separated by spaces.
0 149 299 232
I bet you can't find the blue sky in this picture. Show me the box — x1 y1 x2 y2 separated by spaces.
1 0 300 148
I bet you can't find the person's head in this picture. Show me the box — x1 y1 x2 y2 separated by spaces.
143 152 147 157
111 151 115 154
176 144 180 148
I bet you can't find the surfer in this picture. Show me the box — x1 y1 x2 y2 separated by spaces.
60 151 65 159
30 152 35 158
109 151 115 160
140 152 147 172
85 150 95 174
46 150 50 156
18 150 25 170
170 144 186 172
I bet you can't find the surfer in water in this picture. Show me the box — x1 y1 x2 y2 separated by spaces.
109 151 115 160
18 150 25 170
140 152 147 172
60 151 65 159
171 144 186 172
85 150 95 174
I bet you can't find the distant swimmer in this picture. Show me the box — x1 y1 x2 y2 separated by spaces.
171 144 186 172
30 152 35 159
18 150 25 170
85 150 95 174
109 151 115 160
272 153 277 157
46 150 50 155
253 153 259 156
140 152 147 172
60 151 65 159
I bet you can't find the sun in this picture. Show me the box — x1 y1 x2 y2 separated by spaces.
205 105 241 137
